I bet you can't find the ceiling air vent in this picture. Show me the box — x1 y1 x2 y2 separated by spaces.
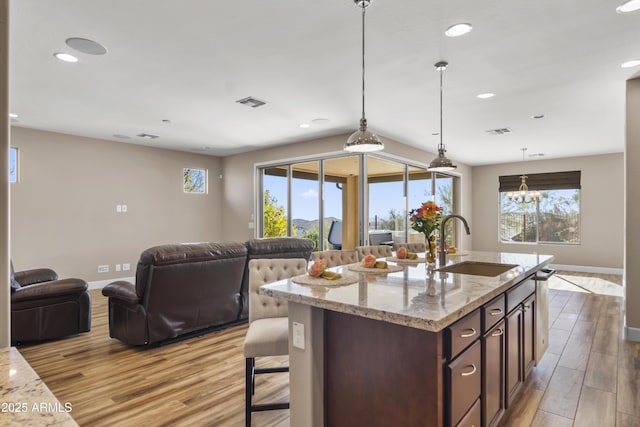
485 127 512 135
136 133 159 139
236 96 267 108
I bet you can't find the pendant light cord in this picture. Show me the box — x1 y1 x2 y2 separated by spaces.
439 66 444 150
360 3 366 123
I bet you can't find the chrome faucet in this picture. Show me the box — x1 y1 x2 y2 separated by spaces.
439 214 471 266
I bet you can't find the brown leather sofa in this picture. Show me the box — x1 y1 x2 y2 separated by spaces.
11 263 91 345
102 238 314 346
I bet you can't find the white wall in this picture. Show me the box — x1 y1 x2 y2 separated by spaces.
472 153 624 269
221 133 473 250
10 127 223 281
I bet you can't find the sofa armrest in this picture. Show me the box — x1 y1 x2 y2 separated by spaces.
11 278 88 303
102 281 141 305
14 268 59 286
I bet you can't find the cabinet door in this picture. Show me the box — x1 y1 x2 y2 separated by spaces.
523 294 536 377
505 307 523 407
482 320 505 427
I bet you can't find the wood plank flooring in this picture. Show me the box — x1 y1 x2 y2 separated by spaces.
16 272 640 427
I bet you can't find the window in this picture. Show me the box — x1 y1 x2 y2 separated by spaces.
499 171 581 244
9 147 18 183
183 168 207 193
258 154 458 250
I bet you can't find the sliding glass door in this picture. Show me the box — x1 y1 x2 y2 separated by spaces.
258 153 457 250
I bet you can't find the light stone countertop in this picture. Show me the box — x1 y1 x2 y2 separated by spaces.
0 347 77 426
260 251 553 332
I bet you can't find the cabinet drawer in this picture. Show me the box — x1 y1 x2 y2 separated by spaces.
456 398 481 427
448 341 481 426
482 294 505 332
506 276 535 313
447 309 481 360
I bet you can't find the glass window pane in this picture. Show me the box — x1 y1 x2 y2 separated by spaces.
323 158 353 250
407 167 432 245
292 161 320 247
499 188 580 244
263 166 289 237
368 157 404 245
435 173 454 247
183 168 206 193
538 189 580 243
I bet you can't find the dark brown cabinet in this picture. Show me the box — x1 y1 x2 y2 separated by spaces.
447 340 481 426
482 319 505 427
505 276 536 408
523 294 536 377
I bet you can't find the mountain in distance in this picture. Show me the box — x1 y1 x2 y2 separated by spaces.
292 216 339 234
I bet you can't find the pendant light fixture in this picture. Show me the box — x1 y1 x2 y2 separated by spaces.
428 61 457 171
507 148 541 203
344 0 384 153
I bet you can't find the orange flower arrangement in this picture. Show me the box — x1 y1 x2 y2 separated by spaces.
409 201 443 237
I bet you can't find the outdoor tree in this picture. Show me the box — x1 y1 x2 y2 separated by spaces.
263 190 296 237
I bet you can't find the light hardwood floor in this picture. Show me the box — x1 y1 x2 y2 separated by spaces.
17 273 640 427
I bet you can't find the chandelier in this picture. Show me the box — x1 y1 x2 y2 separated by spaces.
344 0 384 152
507 148 540 203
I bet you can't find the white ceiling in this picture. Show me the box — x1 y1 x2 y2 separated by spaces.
8 0 640 166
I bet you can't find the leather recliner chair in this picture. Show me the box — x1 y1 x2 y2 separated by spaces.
10 262 91 345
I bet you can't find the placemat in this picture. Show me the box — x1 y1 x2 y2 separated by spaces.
291 273 360 287
347 263 405 274
387 256 426 264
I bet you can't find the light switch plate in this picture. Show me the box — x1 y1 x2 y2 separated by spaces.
292 322 305 350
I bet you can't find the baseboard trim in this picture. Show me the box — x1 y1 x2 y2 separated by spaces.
623 322 640 342
87 277 135 290
550 264 624 276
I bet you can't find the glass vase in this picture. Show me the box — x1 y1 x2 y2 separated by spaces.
425 234 436 266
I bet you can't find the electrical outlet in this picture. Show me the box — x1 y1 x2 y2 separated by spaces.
116 205 122 213
122 204 128 212
115 264 121 272
292 322 305 350
98 265 109 273
122 263 130 271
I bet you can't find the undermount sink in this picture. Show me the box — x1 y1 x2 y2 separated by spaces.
435 261 518 277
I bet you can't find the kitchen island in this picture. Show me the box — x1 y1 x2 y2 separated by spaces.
260 251 553 427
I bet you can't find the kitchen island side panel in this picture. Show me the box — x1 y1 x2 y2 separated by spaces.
325 310 444 427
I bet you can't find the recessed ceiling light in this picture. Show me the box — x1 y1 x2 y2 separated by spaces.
299 123 311 129
113 134 131 139
162 119 172 124
616 0 640 13
65 37 107 55
445 23 473 37
9 113 17 118
531 114 545 119
311 118 330 124
477 92 495 99
54 52 78 63
621 59 640 68
136 133 159 139
528 153 545 158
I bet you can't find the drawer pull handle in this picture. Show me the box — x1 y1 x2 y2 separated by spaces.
491 328 504 337
459 328 477 338
460 364 477 377
489 308 503 316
